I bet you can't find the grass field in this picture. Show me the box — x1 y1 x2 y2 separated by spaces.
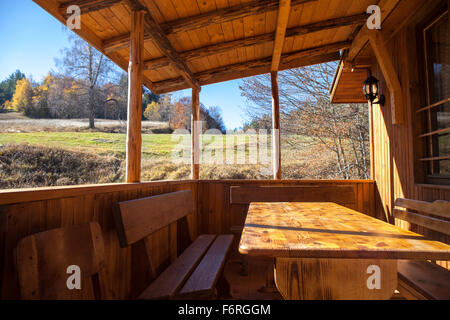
0 114 354 189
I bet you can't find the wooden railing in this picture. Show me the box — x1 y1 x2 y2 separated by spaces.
0 179 375 299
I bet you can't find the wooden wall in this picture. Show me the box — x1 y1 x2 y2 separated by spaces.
0 179 375 299
369 1 449 267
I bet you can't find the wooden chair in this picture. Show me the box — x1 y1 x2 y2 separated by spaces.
394 198 450 300
15 222 112 300
113 190 234 299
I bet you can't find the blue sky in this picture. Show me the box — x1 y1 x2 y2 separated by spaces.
0 1 250 130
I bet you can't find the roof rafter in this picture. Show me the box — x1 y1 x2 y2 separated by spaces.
152 41 350 94
142 13 368 70
124 0 200 90
346 0 401 63
103 0 317 53
271 0 292 71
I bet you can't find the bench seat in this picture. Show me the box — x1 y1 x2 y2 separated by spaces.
139 235 216 300
398 260 450 300
178 235 234 299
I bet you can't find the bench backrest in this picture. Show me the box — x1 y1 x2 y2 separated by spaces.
394 198 450 236
230 185 355 205
114 190 195 248
15 222 110 300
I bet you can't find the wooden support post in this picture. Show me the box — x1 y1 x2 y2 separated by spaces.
126 8 145 183
368 30 404 124
191 88 201 179
271 71 282 180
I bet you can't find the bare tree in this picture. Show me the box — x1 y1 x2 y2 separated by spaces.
56 35 117 128
240 62 370 179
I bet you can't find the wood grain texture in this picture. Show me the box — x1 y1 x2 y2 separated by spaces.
178 235 234 298
15 222 112 300
138 234 216 300
271 0 291 71
126 8 144 183
275 258 397 300
239 202 450 260
398 260 450 300
0 181 197 299
115 190 195 247
271 72 282 179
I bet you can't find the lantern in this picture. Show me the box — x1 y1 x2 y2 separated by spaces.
363 76 385 106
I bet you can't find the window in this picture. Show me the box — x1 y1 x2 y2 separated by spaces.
419 9 449 185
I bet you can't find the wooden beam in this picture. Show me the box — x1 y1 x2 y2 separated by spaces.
151 41 348 93
346 0 400 63
103 0 327 54
126 8 145 183
162 0 315 36
271 72 282 179
141 13 367 70
368 30 404 124
134 3 200 90
191 88 201 180
59 0 122 19
272 0 291 71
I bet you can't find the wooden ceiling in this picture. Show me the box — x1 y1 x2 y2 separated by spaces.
34 0 380 94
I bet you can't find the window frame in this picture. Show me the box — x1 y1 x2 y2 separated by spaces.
418 8 450 185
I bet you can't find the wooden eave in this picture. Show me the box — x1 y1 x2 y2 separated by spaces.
35 0 377 94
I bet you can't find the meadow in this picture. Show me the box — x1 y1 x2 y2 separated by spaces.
0 115 342 189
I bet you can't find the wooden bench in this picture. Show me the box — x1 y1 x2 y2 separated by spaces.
394 198 450 300
15 222 112 300
113 190 233 299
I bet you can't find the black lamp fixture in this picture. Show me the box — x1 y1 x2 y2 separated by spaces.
363 75 385 106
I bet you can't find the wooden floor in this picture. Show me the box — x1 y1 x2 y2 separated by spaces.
224 256 282 300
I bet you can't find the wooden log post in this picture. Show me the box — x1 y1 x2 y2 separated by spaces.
271 71 282 180
191 88 201 179
126 8 145 183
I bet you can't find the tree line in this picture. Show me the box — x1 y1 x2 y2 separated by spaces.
0 35 225 132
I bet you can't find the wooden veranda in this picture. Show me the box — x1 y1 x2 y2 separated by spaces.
0 0 448 300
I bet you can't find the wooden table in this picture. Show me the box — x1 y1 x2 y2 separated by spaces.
239 202 450 300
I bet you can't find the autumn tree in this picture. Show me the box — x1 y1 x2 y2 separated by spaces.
144 101 162 121
11 78 33 114
0 70 25 108
56 35 117 128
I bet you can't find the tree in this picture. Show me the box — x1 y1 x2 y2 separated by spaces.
11 78 33 114
56 35 117 128
0 70 26 108
144 101 162 121
240 62 369 179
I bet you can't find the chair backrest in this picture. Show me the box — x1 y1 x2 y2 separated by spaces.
113 190 195 248
394 198 450 236
15 222 110 300
230 185 355 205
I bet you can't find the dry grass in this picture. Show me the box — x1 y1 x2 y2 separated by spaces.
0 144 123 189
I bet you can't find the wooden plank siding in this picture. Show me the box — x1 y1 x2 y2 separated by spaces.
366 1 450 269
0 179 375 299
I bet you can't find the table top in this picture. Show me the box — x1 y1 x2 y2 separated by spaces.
239 202 450 260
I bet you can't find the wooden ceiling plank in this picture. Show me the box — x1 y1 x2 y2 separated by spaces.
152 41 347 93
60 0 123 19
271 0 292 71
142 13 367 70
103 0 325 53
